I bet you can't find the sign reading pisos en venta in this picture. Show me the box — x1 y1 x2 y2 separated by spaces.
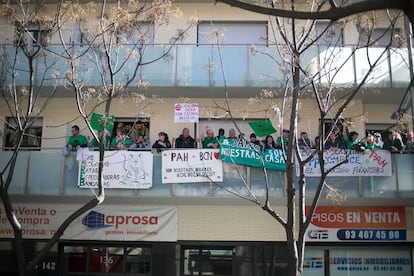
306 206 406 242
0 204 177 241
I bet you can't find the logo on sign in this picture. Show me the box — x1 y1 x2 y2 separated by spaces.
82 211 159 230
82 211 111 230
303 257 323 269
308 229 329 240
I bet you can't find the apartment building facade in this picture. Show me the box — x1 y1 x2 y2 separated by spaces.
0 1 414 275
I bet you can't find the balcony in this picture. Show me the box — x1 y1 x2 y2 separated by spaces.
1 149 413 199
1 44 411 92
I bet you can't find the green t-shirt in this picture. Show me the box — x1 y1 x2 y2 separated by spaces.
111 136 132 148
276 136 288 146
345 139 359 149
67 135 88 149
202 137 219 148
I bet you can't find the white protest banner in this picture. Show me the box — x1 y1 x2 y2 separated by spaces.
162 149 223 183
0 204 177 241
174 103 199 123
79 151 153 189
298 149 392 177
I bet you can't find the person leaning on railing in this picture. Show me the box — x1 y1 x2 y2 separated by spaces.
67 125 88 152
383 130 403 153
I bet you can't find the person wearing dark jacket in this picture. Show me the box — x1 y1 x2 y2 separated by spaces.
152 132 172 151
383 130 403 152
173 128 196 148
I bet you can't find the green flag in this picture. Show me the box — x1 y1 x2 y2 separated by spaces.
248 119 276 137
90 113 115 132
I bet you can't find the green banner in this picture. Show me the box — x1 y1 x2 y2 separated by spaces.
219 139 286 171
90 113 115 132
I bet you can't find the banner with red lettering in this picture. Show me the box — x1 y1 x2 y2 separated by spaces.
306 206 406 242
298 149 392 177
162 149 223 183
0 204 177 241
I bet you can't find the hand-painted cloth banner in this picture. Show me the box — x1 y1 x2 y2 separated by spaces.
298 149 392 177
90 112 115 132
162 149 223 183
219 138 286 171
306 206 406 242
79 151 153 189
0 203 177 241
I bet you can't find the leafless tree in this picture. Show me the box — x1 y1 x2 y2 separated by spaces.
0 0 192 275
206 5 405 276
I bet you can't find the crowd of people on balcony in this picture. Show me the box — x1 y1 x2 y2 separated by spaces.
65 123 414 154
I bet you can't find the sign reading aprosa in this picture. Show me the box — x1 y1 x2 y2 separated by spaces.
306 206 406 242
298 149 392 177
174 103 199 123
161 149 223 183
219 138 286 171
0 204 177 241
78 151 153 189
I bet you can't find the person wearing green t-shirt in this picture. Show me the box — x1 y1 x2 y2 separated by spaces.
67 125 88 152
110 127 132 150
201 127 219 149
345 131 360 149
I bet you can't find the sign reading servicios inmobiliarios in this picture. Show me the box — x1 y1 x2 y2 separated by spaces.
219 138 286 171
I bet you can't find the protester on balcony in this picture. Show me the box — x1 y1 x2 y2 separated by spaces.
298 131 313 151
374 132 384 148
200 127 219 149
345 131 361 150
325 132 344 150
67 125 88 152
152 131 172 151
216 128 225 144
173 127 196 148
264 135 277 151
276 129 289 149
312 136 321 150
134 135 148 149
110 127 132 150
227 128 238 142
383 130 403 153
91 131 110 150
364 133 381 150
405 131 414 153
249 133 262 149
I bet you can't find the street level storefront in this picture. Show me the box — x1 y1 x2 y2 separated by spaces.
0 204 413 275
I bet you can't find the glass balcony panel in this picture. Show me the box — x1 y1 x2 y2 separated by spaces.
316 46 355 85
248 46 282 87
140 46 176 86
355 47 390 87
190 46 249 87
250 167 285 197
395 154 414 197
139 153 172 197
361 175 396 198
0 151 28 194
63 154 85 195
27 151 62 195
389 48 411 88
305 176 359 198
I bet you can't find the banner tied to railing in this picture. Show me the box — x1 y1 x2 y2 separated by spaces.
297 149 392 177
219 138 286 171
78 151 153 189
162 149 223 183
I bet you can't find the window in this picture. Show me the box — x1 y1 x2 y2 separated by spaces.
111 118 150 146
4 117 43 150
315 21 343 46
15 22 50 47
358 27 402 47
117 21 155 45
183 247 233 276
197 21 267 45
